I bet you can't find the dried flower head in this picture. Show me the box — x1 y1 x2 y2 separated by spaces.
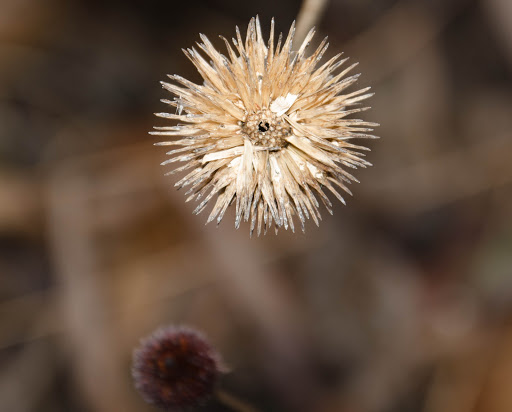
152 17 378 235
132 326 222 411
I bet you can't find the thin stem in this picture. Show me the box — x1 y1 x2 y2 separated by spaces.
216 389 261 412
295 0 330 45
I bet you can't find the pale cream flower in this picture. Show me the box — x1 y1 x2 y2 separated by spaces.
152 17 378 235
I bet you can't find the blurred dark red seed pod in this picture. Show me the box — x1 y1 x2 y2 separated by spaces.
132 326 222 411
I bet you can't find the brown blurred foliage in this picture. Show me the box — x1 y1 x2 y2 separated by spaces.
1 0 512 411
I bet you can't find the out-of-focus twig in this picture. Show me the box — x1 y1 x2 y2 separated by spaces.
0 290 58 350
484 0 512 69
360 135 512 216
0 339 56 412
295 0 330 45
345 1 467 82
216 390 261 412
46 166 140 412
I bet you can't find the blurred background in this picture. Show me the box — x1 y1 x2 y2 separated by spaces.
1 0 512 411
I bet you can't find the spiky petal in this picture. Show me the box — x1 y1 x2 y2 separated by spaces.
152 17 379 236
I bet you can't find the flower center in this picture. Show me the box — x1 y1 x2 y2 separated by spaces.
241 109 292 149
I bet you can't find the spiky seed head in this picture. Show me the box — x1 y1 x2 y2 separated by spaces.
152 17 379 236
132 326 222 411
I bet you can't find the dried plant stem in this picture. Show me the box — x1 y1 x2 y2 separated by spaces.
295 0 330 44
216 389 261 412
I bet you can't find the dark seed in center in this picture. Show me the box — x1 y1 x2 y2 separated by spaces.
258 122 270 132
